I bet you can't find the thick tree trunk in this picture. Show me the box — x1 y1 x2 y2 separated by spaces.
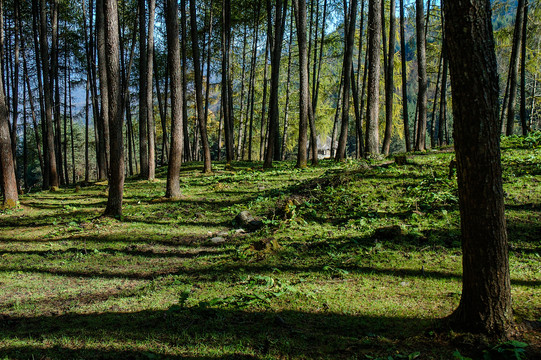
165 0 184 199
102 0 124 217
444 0 513 337
365 0 381 155
0 56 18 207
97 0 110 180
189 0 212 173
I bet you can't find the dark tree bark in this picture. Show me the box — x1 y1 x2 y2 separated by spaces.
444 0 513 337
221 0 234 164
189 0 212 173
263 0 287 168
365 0 381 155
138 0 149 177
335 0 358 161
146 0 156 180
505 0 525 136
52 0 65 186
39 0 59 188
281 13 293 161
102 0 124 217
438 38 448 147
415 0 427 151
399 0 410 152
293 0 309 168
519 0 529 136
259 38 269 161
97 0 110 180
165 0 184 199
382 0 396 155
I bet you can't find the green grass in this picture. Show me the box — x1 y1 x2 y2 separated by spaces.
0 140 540 359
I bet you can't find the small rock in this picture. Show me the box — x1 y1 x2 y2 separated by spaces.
235 228 246 234
400 281 410 287
210 236 226 244
234 211 263 231
217 231 229 237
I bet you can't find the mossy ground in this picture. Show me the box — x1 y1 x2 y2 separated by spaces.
0 139 539 359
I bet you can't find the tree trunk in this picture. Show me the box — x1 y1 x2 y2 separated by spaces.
382 0 396 155
0 44 18 206
282 13 293 161
293 0 310 168
263 0 287 168
365 0 381 155
399 0 410 152
138 0 149 177
180 0 191 161
259 38 269 161
165 0 184 199
189 0 212 173
335 0 357 161
415 0 427 151
146 0 156 179
221 0 234 164
37 0 60 188
519 0 528 136
505 0 525 136
102 0 124 217
444 0 513 337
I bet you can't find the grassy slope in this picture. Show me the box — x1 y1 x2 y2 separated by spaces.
0 139 539 360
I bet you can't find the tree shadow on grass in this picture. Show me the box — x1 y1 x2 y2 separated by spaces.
0 308 436 359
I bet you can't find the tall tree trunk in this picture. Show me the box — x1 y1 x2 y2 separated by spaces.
438 37 448 146
293 0 310 168
365 0 381 155
399 0 410 152
282 13 293 161
444 0 512 337
0 15 17 207
190 0 212 173
39 0 59 188
382 0 396 155
519 0 528 136
52 0 65 185
221 0 234 164
102 0 124 217
180 0 191 161
247 4 261 162
335 0 358 161
415 0 427 151
259 38 269 161
237 24 248 159
203 0 214 160
165 0 184 199
11 0 20 169
68 66 75 184
505 0 525 136
430 50 443 148
138 0 149 177
97 0 110 180
263 0 287 168
146 0 156 179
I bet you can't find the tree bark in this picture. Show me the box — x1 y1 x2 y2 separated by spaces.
365 0 381 155
293 0 309 168
146 0 156 179
444 0 513 337
102 0 124 217
138 0 149 177
165 0 184 199
519 0 529 136
189 0 212 173
382 0 396 155
415 0 427 151
399 0 410 152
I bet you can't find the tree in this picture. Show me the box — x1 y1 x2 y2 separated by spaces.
103 0 125 217
165 0 184 199
189 0 212 173
0 49 18 207
382 0 396 155
415 0 427 151
293 0 309 168
263 0 287 168
444 0 512 336
335 0 358 161
399 0 411 152
365 0 381 155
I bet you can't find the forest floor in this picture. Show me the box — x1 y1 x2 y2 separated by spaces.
0 136 540 360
